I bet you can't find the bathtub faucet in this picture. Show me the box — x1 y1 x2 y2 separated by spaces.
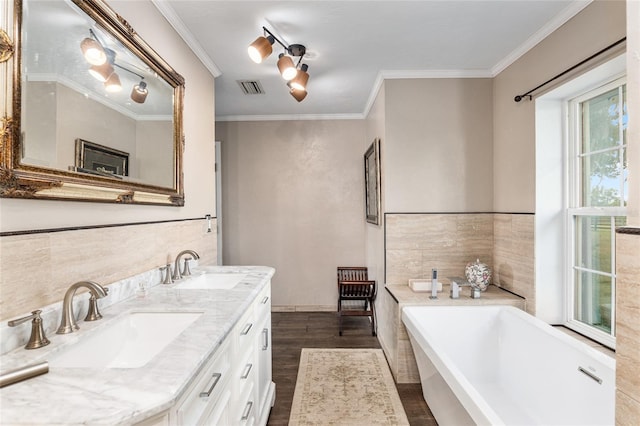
430 268 438 300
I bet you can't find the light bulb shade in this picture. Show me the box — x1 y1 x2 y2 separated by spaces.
131 81 148 103
277 54 297 80
290 64 309 91
290 88 307 102
248 35 274 63
88 63 114 82
104 72 122 92
81 37 106 65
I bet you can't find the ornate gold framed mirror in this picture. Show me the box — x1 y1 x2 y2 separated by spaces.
1 0 185 205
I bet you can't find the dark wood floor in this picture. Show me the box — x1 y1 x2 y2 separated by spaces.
266 312 438 425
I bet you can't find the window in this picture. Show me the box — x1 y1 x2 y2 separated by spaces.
566 78 627 348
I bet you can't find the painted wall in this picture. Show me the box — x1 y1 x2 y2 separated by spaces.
216 120 366 310
384 78 494 213
493 0 627 213
0 0 217 320
365 82 386 286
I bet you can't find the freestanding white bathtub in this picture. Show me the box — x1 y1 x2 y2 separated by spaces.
402 305 615 426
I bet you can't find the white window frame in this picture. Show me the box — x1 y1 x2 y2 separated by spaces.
564 77 627 349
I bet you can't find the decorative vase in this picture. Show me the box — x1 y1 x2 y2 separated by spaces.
465 258 491 291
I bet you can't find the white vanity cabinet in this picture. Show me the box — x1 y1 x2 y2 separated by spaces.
230 296 259 425
228 281 275 426
174 338 233 425
254 284 274 426
162 280 274 426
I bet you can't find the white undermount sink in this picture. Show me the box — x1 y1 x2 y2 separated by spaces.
49 312 202 369
173 273 247 290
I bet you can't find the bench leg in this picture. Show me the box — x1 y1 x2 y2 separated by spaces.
338 300 343 336
370 301 376 336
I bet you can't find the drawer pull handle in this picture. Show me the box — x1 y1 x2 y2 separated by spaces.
261 296 269 304
241 323 253 335
199 372 222 398
241 363 253 379
241 401 253 421
262 328 269 350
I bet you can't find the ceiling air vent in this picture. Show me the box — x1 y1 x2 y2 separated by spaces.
237 80 265 95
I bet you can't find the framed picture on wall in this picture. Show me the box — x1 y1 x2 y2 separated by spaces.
364 138 381 225
75 139 129 179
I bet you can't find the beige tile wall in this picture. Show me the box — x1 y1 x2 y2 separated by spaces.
386 213 494 285
382 212 534 383
0 219 217 321
493 213 535 314
615 230 640 423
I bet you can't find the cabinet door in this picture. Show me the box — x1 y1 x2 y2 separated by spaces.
254 283 273 424
256 311 272 415
175 339 231 425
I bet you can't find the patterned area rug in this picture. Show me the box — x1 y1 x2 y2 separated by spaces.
289 348 410 425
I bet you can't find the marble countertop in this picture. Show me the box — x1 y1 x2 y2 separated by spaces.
386 283 526 309
0 265 275 425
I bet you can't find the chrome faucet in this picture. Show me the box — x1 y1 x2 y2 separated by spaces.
56 281 108 334
173 250 200 281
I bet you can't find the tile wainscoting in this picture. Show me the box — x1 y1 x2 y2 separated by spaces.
385 213 534 313
380 212 535 383
386 213 494 287
615 228 640 423
0 218 217 322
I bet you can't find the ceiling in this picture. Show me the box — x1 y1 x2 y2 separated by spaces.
26 0 174 119
153 0 591 121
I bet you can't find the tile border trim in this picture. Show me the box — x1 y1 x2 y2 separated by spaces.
616 226 640 235
0 216 213 237
385 212 534 215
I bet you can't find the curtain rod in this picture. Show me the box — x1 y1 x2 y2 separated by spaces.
514 37 626 102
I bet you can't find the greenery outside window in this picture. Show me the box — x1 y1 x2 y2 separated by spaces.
567 78 627 348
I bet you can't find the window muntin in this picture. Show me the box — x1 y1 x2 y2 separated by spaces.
567 78 626 346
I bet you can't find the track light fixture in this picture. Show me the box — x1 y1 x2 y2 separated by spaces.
290 64 309 92
248 26 310 102
131 80 148 104
288 83 307 103
277 54 297 81
80 36 106 65
248 34 275 64
104 72 122 92
79 29 150 103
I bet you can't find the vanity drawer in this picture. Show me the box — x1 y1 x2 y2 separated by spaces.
234 381 256 426
235 346 256 397
255 282 271 319
174 338 231 425
235 302 256 352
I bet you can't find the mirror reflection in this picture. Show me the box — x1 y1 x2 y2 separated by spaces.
21 0 175 188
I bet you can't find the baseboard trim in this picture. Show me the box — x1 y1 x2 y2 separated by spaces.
272 305 336 312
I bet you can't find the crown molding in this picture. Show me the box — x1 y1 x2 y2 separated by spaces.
216 113 364 122
490 0 593 76
179 0 593 121
151 0 222 77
